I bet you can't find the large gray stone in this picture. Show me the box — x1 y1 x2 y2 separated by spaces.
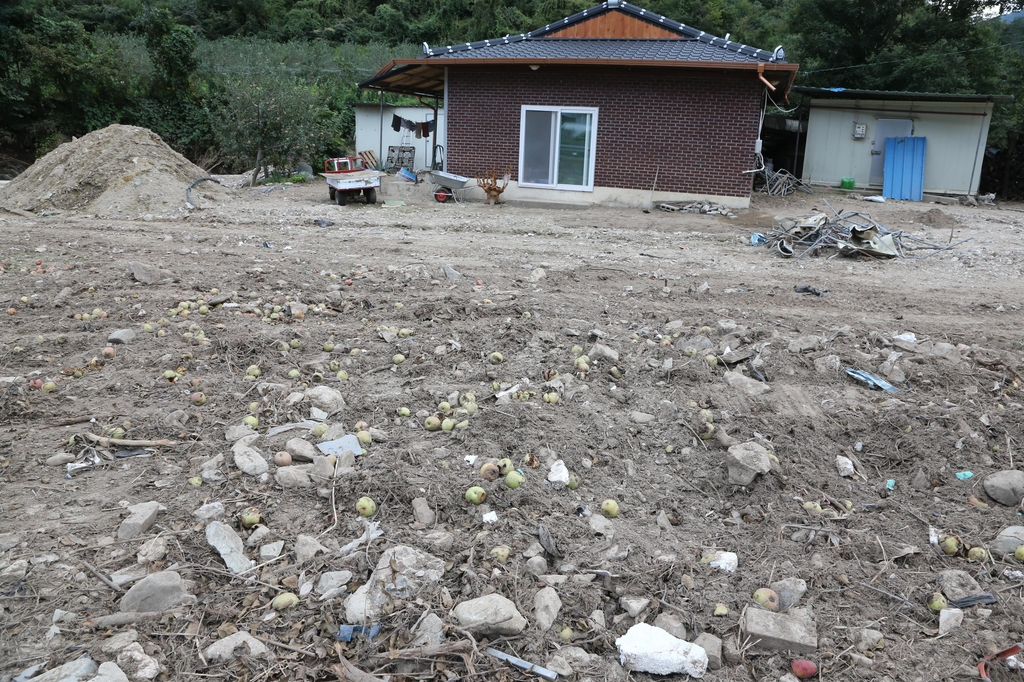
232 438 268 477
454 594 527 636
304 386 346 414
410 612 445 647
653 613 687 640
204 631 269 663
316 570 353 595
984 470 1024 506
534 586 562 631
939 570 983 601
412 497 435 526
739 607 817 653
788 335 822 353
115 644 159 680
344 546 444 624
117 501 160 540
285 438 319 462
27 657 98 682
275 466 313 489
107 329 136 345
725 442 772 485
128 262 175 285
295 534 326 563
770 577 807 611
723 371 771 397
991 526 1024 557
119 571 194 613
588 343 619 363
91 662 129 682
693 633 723 670
224 424 257 442
205 522 253 574
193 502 225 522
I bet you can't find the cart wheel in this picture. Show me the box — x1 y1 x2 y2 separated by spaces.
434 187 451 203
329 187 336 201
336 191 348 206
363 188 376 204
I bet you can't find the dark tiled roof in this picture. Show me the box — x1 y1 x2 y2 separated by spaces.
428 37 768 64
422 1 782 64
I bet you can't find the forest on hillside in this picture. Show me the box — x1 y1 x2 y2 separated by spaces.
2 0 1024 181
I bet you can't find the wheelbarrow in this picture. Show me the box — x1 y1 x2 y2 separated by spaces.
427 171 477 203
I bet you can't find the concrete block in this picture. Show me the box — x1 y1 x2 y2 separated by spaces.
693 632 723 670
739 607 817 653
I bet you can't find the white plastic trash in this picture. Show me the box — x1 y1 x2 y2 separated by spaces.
616 623 708 677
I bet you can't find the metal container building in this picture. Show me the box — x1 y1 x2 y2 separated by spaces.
796 87 1012 196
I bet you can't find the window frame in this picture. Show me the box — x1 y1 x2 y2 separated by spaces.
518 105 599 192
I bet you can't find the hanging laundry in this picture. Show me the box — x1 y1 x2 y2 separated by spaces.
421 121 431 137
428 119 436 133
415 124 422 139
391 114 401 132
401 119 416 131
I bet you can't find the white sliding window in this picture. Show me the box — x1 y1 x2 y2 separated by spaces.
519 106 598 191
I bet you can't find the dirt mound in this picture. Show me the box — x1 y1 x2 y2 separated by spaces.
918 207 958 230
0 124 231 217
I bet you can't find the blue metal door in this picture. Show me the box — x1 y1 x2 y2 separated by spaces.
883 137 926 201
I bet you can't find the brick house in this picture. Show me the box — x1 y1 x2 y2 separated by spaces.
359 1 797 207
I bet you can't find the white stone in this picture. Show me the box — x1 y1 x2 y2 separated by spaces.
232 438 268 476
547 459 570 488
835 456 855 477
454 594 528 636
275 466 313 488
193 502 225 521
725 443 771 485
285 438 319 462
259 541 284 561
344 546 444 624
410 612 445 647
116 642 160 679
204 631 269 663
101 630 139 654
616 623 708 677
0 559 28 585
205 522 253 574
119 571 194 612
412 497 435 526
245 525 272 547
534 586 562 631
295 534 327 563
304 386 346 414
118 501 160 540
723 371 770 396
26 658 98 682
707 551 738 572
620 597 651 618
137 536 167 564
316 570 353 595
939 608 963 636
92 662 129 682
526 555 547 576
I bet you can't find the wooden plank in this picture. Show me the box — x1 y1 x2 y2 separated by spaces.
546 11 681 39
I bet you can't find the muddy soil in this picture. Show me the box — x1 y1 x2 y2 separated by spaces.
1 182 1024 682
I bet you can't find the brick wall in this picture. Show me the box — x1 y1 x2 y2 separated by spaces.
445 66 763 197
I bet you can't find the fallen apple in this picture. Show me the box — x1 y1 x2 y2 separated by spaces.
288 369 301 379
356 496 377 516
488 352 504 365
41 381 57 392
393 353 405 365
1016 545 1024 561
243 415 259 428
600 499 619 518
438 401 451 413
271 592 299 610
791 659 817 679
336 370 349 381
939 535 961 555
397 406 411 417
239 507 262 528
323 342 335 352
752 588 780 612
356 430 372 445
505 471 525 489
559 627 573 642
188 476 203 487
102 346 116 359
928 592 948 612
311 423 328 437
480 463 500 481
567 474 579 490
497 458 514 475
190 392 207 406
273 451 292 466
424 416 441 431
489 546 510 563
465 486 487 504
967 547 988 562
441 418 455 431
245 365 261 378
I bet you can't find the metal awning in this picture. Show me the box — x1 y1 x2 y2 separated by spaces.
794 86 1013 104
359 64 446 98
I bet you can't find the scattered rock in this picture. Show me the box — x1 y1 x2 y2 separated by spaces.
856 628 884 651
770 577 807 611
453 594 528 636
630 411 656 424
620 596 650 618
193 502 225 522
615 622 708 676
205 522 253 574
725 442 772 485
411 612 445 647
938 608 963 636
285 438 319 462
92 662 129 682
119 570 195 612
275 466 313 489
2 559 29 587
295 534 327 563
547 459 570 488
46 453 76 466
232 437 268 477
27 657 98 682
983 470 1024 506
304 386 347 414
204 631 269 663
116 642 160 679
101 630 139 654
107 329 136 345
813 355 841 373
316 570 353 596
835 456 855 478
534 586 562 631
739 606 817 653
693 633 723 670
344 546 445 624
136 536 167 564
991 526 1024 557
118 501 160 540
653 613 687 640
246 525 272 548
588 343 619 363
526 555 547 576
412 497 435 526
723 371 770 396
259 541 284 561
224 424 257 442
939 570 983 601
788 335 822 353
930 342 961 364
129 262 176 285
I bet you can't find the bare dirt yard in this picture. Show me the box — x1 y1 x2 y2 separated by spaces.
2 157 1024 682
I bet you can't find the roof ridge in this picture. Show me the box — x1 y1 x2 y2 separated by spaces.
421 1 781 63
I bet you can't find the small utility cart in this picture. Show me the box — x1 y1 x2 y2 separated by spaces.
321 157 382 205
427 170 477 203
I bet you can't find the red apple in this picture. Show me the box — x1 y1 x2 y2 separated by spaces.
791 659 817 679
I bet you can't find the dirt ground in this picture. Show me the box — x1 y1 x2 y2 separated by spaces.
1 179 1024 682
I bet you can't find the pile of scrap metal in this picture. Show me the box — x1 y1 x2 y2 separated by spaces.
744 154 813 196
755 206 971 260
657 201 734 217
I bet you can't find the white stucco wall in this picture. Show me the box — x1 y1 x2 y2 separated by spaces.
801 99 993 195
354 104 446 171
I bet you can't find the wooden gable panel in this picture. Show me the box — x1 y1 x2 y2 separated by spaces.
546 11 681 39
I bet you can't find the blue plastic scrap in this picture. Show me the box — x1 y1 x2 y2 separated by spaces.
750 232 768 246
955 471 974 481
845 368 899 393
335 624 381 642
885 479 896 491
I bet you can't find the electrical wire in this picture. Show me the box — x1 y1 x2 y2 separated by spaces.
801 39 1024 75
767 91 799 114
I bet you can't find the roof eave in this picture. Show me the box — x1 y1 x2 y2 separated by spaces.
389 57 796 70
